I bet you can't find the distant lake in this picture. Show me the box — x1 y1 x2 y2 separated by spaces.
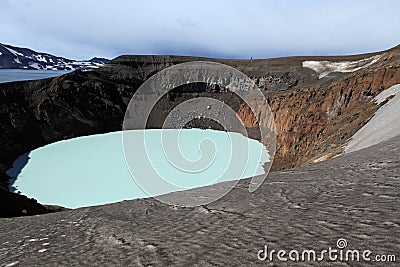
0 69 70 84
7 129 270 208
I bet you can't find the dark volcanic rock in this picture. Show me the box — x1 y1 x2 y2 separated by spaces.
0 188 49 218
0 136 398 266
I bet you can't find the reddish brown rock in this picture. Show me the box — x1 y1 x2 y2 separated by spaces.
237 51 400 170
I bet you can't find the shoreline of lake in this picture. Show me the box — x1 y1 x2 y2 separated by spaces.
0 69 70 84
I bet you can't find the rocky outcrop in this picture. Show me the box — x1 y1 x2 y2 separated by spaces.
0 188 49 218
238 59 400 169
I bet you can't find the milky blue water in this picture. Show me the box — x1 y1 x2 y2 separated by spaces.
8 129 270 208
0 69 69 84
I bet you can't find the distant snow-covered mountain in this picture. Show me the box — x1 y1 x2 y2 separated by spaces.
0 43 109 71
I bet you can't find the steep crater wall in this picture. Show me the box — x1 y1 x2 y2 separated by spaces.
0 48 399 216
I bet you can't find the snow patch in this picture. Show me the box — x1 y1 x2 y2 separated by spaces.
345 83 400 153
5 261 20 267
28 237 48 242
373 84 400 104
146 244 157 251
34 54 48 63
302 55 381 79
3 46 24 57
29 63 41 70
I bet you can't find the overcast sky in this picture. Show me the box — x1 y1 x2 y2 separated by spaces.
0 0 399 60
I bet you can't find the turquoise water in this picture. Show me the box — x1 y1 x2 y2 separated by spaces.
9 129 270 208
0 69 69 83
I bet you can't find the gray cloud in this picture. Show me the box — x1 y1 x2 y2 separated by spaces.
0 0 399 60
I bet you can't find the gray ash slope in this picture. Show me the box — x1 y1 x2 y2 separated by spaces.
0 43 108 71
0 136 399 266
